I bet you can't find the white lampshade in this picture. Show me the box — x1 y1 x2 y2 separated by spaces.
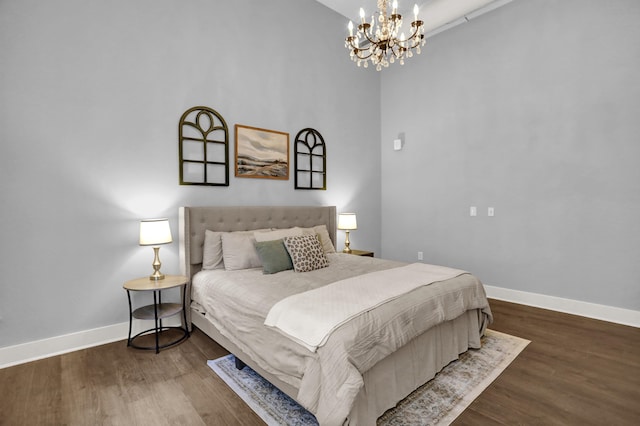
139 218 173 246
338 213 357 230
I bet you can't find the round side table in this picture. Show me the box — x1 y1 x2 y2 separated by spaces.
123 275 190 353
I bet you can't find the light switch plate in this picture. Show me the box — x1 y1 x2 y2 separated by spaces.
393 139 402 150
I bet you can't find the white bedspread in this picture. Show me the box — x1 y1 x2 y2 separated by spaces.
264 263 467 352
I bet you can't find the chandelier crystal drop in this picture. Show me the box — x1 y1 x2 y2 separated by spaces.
345 0 426 71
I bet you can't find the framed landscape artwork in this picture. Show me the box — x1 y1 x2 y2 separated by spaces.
235 124 289 180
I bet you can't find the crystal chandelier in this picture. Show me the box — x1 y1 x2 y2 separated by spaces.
345 0 426 71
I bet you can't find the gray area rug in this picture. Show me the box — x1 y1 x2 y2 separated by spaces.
207 329 529 425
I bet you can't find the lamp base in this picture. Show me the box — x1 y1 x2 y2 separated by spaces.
342 230 352 253
149 271 165 281
149 246 165 280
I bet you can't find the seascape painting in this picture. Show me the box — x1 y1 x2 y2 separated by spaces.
235 124 289 179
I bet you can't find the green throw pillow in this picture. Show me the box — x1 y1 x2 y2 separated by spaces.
254 239 293 274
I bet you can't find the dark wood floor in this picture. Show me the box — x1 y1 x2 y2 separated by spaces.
1 299 638 425
456 300 640 425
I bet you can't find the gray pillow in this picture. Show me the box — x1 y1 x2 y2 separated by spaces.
254 239 293 274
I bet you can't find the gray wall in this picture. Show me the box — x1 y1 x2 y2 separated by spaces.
381 0 640 311
0 0 382 347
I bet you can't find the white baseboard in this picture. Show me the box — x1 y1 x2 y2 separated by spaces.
3 288 638 369
0 322 129 369
0 316 184 369
485 285 640 328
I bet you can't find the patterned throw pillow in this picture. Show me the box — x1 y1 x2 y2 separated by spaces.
283 234 329 273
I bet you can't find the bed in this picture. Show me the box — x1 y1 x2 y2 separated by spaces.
179 205 492 425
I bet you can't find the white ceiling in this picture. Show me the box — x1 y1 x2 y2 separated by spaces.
317 0 514 37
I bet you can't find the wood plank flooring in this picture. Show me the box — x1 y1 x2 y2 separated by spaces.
455 299 640 425
1 299 638 425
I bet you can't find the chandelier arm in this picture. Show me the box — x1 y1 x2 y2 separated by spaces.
406 21 424 40
354 49 374 60
359 18 412 52
397 24 424 51
359 29 378 45
390 44 404 59
405 34 424 50
346 39 375 60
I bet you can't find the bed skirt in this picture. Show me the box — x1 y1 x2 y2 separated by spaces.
193 306 486 425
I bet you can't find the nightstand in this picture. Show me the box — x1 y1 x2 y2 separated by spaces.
123 275 190 353
348 249 374 257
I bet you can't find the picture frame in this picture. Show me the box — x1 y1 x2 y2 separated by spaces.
178 106 229 186
235 124 289 180
294 128 327 190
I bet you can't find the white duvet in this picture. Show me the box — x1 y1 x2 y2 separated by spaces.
264 262 467 352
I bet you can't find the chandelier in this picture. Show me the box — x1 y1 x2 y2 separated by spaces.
345 0 426 71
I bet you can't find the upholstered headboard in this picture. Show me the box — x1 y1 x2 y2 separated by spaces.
178 205 337 280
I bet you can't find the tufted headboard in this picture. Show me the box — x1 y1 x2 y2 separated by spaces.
178 205 337 280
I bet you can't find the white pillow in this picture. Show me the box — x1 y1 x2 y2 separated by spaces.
221 232 262 271
254 227 304 242
300 225 336 254
202 230 224 270
202 228 271 270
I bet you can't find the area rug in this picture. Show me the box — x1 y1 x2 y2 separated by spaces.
207 329 529 425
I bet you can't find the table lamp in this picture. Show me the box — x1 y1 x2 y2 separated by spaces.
139 218 172 280
337 213 357 253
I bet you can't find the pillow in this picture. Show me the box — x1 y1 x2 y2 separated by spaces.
254 239 293 274
221 232 262 271
283 234 329 273
312 224 336 254
254 227 304 242
202 230 224 270
202 228 271 270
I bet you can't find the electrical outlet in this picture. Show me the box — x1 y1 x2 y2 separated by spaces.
470 206 477 217
488 207 495 217
418 251 423 261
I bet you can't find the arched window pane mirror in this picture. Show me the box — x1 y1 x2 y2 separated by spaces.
178 106 229 186
294 128 326 190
